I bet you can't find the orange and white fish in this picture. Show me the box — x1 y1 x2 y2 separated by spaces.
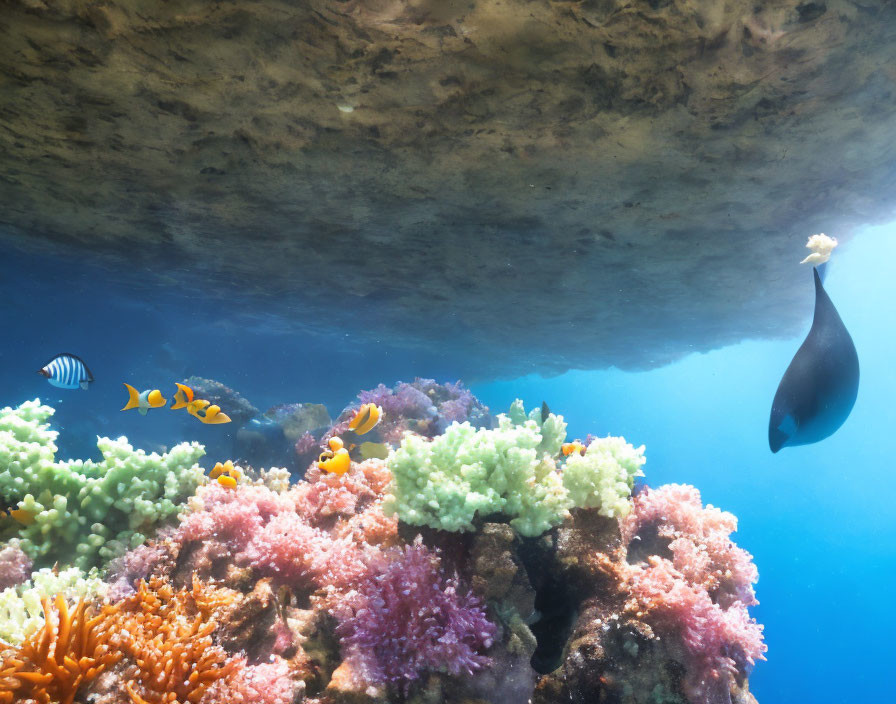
348 403 383 436
121 383 167 415
561 440 586 457
170 383 195 410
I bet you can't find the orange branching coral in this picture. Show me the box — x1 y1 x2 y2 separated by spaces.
111 577 239 704
0 595 121 704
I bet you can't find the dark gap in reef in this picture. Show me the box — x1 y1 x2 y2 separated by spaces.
518 537 580 674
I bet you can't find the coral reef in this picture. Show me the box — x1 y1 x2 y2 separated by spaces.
0 382 765 704
0 400 205 569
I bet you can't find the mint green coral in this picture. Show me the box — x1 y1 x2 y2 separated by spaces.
0 399 206 570
384 400 645 536
0 566 107 645
562 435 646 518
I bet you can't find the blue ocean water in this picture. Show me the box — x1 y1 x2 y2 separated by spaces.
1 224 893 702
476 224 896 704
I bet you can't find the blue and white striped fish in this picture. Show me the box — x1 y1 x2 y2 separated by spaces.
37 353 94 390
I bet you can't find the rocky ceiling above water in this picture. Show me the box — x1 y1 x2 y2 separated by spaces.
1 0 895 376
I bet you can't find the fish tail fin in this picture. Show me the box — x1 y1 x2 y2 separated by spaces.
148 390 166 408
171 383 193 409
80 381 90 390
121 383 141 411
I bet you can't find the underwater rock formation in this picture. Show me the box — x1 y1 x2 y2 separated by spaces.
3 1 896 374
0 384 764 703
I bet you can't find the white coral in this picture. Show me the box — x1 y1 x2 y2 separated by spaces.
800 233 838 265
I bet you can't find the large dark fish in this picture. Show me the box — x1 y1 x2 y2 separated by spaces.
768 268 859 452
37 353 93 390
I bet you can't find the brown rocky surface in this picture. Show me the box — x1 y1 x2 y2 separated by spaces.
1 0 894 374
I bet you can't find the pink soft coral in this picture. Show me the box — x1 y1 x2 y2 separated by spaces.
174 461 394 594
622 484 766 704
201 657 296 704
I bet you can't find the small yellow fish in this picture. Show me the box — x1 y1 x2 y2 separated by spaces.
348 403 383 435
121 383 167 415
318 446 351 475
218 474 238 489
170 383 195 410
187 399 210 417
561 441 586 457
1 508 36 526
186 399 231 424
209 460 241 488
200 404 232 425
209 460 234 479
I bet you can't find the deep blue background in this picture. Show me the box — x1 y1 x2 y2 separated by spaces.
1 225 893 702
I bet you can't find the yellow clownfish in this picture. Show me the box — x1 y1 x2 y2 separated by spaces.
121 383 167 415
318 436 351 475
561 440 586 457
209 460 241 488
187 399 232 425
348 403 383 436
1 507 37 526
170 383 195 410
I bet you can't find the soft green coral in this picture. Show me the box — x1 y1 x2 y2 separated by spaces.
384 411 570 536
562 435 646 518
506 398 567 456
0 399 205 569
0 566 107 645
385 399 645 536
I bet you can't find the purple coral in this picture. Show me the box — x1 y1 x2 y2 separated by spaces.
335 539 496 692
105 542 166 601
622 484 766 704
0 540 32 589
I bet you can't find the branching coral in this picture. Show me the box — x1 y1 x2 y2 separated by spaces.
0 400 206 569
109 577 239 704
335 539 496 692
0 594 121 704
621 484 766 704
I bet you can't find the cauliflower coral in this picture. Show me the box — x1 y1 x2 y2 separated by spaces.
384 401 645 536
0 399 205 569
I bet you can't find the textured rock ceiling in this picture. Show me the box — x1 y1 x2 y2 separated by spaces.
2 0 896 375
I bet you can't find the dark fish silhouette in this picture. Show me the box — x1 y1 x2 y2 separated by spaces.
541 401 551 422
768 268 859 452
